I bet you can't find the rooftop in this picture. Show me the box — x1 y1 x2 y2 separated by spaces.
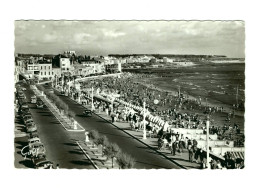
38 60 52 64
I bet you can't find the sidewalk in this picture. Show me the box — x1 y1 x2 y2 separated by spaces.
70 95 200 169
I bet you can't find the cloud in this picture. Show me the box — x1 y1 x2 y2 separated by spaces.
73 33 92 44
43 34 58 43
14 21 245 57
103 30 126 38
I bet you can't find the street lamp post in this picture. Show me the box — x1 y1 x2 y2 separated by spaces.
111 97 115 113
91 86 94 111
85 131 89 142
55 75 57 88
206 115 210 169
143 100 147 140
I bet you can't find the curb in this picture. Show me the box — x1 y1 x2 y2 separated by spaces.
76 141 99 169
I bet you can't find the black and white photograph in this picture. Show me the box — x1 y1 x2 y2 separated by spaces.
14 20 245 170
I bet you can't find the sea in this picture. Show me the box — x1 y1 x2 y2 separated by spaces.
129 62 245 112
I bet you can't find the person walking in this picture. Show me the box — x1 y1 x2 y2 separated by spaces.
172 141 177 156
187 139 194 162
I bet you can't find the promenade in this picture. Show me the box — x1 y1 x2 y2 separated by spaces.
68 93 200 169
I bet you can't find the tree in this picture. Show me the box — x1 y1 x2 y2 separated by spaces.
103 143 121 168
55 99 63 114
96 135 108 146
95 135 109 156
89 130 100 147
67 110 76 123
116 152 135 169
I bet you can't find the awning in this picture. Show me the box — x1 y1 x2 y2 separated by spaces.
230 152 244 160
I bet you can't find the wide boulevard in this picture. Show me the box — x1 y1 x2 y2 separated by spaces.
21 82 181 169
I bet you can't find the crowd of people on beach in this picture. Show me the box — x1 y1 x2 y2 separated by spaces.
64 73 245 169
76 73 243 138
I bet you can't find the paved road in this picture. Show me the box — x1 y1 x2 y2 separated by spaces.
19 82 95 169
53 89 181 169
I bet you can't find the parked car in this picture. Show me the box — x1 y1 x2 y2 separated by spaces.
18 98 27 105
31 95 37 104
22 114 32 119
28 137 41 146
24 118 33 125
34 160 53 169
29 142 45 157
29 132 39 139
23 116 33 124
26 123 37 133
21 108 30 115
36 100 44 108
31 153 46 165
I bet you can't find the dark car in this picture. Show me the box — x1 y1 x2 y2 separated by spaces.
31 153 53 169
83 109 92 117
21 106 30 114
29 142 45 157
36 100 44 108
24 118 34 125
31 153 46 165
23 115 33 124
29 132 39 139
26 123 37 133
35 160 54 169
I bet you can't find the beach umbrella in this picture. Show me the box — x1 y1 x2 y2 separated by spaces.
154 99 159 104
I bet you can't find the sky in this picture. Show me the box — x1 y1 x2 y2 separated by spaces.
14 21 245 58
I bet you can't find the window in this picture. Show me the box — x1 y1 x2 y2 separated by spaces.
41 72 42 75
45 66 46 70
41 66 42 70
49 66 50 69
45 72 46 75
49 72 50 75
52 72 54 75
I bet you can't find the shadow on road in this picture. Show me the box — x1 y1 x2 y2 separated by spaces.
15 119 23 124
15 140 28 146
135 160 170 169
63 142 78 147
70 160 92 166
42 114 53 117
18 160 34 168
49 121 61 124
69 150 85 155
98 131 132 139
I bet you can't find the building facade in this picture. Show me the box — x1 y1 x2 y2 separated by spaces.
38 61 53 79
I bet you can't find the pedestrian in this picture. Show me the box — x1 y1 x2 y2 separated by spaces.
158 137 163 150
172 141 177 156
187 139 194 162
111 114 115 123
